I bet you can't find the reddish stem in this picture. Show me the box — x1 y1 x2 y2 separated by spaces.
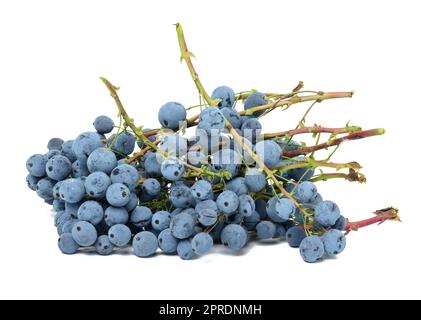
284 128 385 158
345 207 400 234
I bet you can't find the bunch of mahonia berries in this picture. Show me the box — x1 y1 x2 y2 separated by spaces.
26 85 352 263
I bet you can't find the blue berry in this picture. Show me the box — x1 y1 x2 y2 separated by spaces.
244 92 267 117
71 221 97 246
26 174 40 191
241 118 262 143
77 200 104 225
59 178 85 203
60 219 79 235
170 184 195 208
256 221 276 240
238 194 255 217
266 196 283 222
255 199 268 219
133 231 158 257
211 86 235 109
62 140 77 162
286 226 306 248
198 208 217 226
36 177 55 201
195 199 218 213
194 129 224 155
87 148 117 174
72 157 90 178
158 228 179 254
47 138 64 151
151 211 171 231
314 200 341 227
58 233 79 254
45 155 72 181
244 211 261 230
142 178 161 196
216 191 239 215
52 181 63 199
84 172 111 199
232 136 255 165
26 154 48 177
144 153 163 177
53 199 65 212
125 192 139 212
186 151 208 168
220 224 248 251
299 236 325 263
159 134 188 157
322 229 346 255
333 215 347 231
104 206 129 226
158 102 187 130
191 180 213 201
295 181 317 203
191 232 213 256
130 206 152 227
93 115 114 134
226 177 249 195
244 168 266 192
55 210 70 227
110 164 139 190
275 223 287 238
273 198 295 222
45 149 62 159
95 235 114 255
170 212 195 239
108 224 132 247
111 132 136 155
255 140 282 168
161 157 185 181
64 201 82 218
198 107 225 135
72 132 103 159
177 239 194 260
211 149 241 177
106 183 131 207
221 107 242 128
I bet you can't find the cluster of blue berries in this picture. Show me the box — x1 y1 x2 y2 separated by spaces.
26 86 347 263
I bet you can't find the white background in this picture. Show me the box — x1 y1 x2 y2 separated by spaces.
0 0 419 299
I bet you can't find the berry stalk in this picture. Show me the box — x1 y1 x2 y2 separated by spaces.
309 169 367 183
283 128 385 157
100 77 158 152
345 207 400 234
263 125 362 139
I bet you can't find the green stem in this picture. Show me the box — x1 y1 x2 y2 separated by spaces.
175 23 216 106
100 77 158 152
264 125 362 139
310 169 367 183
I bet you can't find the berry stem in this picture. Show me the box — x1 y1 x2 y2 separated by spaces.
175 23 216 107
274 159 362 172
264 125 362 139
100 77 158 152
309 170 367 183
283 128 385 157
345 207 400 234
